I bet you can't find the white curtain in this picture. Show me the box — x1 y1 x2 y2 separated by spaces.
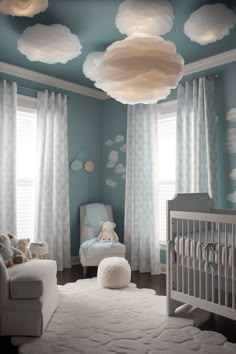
0 80 17 234
176 77 217 200
124 104 160 275
35 91 71 271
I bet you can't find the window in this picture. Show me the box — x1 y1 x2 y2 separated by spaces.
16 96 37 240
158 102 177 243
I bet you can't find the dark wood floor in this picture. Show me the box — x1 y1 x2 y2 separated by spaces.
2 265 236 353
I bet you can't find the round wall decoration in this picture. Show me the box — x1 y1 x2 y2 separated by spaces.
84 160 95 172
70 158 82 171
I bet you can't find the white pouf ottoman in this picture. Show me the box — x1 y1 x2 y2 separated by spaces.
97 257 131 289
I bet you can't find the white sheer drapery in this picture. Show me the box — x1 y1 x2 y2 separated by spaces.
35 91 71 270
176 77 217 200
124 104 160 275
0 80 17 234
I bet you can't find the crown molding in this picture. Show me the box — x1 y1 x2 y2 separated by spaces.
0 49 235 101
184 48 236 76
0 61 108 100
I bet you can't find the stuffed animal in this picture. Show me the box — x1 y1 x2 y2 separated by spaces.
98 221 119 241
0 234 26 267
8 233 18 248
17 238 32 259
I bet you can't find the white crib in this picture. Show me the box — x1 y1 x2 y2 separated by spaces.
167 193 236 321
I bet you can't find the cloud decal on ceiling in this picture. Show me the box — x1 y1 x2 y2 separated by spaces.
0 0 48 17
184 4 236 45
83 36 183 105
18 24 82 64
225 128 236 154
227 192 236 203
115 0 173 37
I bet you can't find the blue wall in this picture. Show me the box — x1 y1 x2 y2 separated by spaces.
102 99 127 242
0 73 104 256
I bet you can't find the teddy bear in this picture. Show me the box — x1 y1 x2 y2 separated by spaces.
98 221 119 241
0 234 26 267
17 238 32 259
8 233 18 248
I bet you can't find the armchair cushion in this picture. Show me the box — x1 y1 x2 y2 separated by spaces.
8 259 57 299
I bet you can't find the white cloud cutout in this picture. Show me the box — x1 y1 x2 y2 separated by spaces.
115 135 124 143
227 192 236 203
105 139 114 147
108 150 119 163
106 161 115 168
115 0 173 37
120 144 127 153
229 169 236 180
0 0 48 17
83 36 183 105
18 24 82 64
115 164 126 175
106 179 117 188
184 4 236 45
226 109 236 122
225 129 236 154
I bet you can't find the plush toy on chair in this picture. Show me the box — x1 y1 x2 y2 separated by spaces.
97 257 131 289
98 221 119 241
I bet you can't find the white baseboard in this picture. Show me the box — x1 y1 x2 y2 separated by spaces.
160 263 166 274
71 256 80 266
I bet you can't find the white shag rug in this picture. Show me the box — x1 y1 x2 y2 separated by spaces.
17 278 236 354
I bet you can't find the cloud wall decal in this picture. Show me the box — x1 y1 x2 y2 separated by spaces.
229 169 236 180
18 24 82 64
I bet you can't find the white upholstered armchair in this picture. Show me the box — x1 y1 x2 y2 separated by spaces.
79 204 126 277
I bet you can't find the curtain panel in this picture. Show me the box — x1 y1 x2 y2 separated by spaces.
35 91 71 271
176 77 217 200
0 80 17 234
124 104 160 275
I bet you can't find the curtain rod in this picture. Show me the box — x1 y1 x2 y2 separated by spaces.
17 84 68 98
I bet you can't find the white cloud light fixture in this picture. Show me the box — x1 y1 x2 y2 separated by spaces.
83 36 183 105
184 4 236 45
115 0 173 37
0 0 48 17
18 24 82 64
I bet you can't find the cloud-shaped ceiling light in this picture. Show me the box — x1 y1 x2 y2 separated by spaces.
18 24 82 64
0 0 48 17
83 36 183 105
116 0 173 36
184 4 236 45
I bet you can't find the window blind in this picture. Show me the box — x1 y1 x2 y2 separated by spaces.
158 114 176 242
16 107 37 240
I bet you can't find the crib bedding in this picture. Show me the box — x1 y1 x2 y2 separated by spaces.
174 232 236 268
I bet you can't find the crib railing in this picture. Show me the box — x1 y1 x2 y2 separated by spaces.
167 211 236 320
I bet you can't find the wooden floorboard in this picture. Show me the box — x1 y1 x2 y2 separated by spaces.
1 264 236 353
